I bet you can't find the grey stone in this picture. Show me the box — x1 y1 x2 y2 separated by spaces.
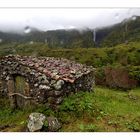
55 97 63 104
30 71 35 75
54 90 62 96
46 116 61 132
39 85 50 90
34 83 38 87
54 80 64 90
70 70 76 74
29 63 34 67
46 91 59 97
7 61 12 65
27 113 46 132
2 72 6 75
53 75 60 80
6 76 10 81
79 84 82 87
38 75 49 84
50 80 56 85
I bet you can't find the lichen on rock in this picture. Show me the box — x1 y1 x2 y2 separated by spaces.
27 113 46 132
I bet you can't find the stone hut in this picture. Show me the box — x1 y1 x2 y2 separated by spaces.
0 55 95 109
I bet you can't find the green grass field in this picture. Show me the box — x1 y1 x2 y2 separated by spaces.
0 86 140 132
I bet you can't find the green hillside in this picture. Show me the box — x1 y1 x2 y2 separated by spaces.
0 15 140 132
0 41 139 89
1 16 140 48
0 86 140 132
0 29 95 48
98 16 140 47
1 41 139 67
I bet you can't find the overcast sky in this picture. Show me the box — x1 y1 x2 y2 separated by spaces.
0 8 140 33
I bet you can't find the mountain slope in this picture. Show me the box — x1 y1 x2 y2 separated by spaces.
0 16 140 48
0 29 95 48
96 16 140 47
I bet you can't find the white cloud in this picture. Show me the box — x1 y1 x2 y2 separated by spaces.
0 8 140 33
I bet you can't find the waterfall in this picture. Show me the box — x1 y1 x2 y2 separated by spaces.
93 29 96 43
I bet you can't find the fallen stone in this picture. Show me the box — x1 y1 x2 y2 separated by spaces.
27 113 46 132
46 116 61 132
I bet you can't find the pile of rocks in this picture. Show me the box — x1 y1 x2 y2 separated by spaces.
27 113 61 132
0 55 95 108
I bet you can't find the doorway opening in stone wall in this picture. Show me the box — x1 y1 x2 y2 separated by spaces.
9 75 31 109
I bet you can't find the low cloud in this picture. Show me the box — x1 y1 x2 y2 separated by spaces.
0 8 140 33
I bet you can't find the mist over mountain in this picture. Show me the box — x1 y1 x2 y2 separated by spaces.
0 15 140 48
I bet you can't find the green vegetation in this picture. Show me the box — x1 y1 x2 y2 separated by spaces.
99 16 140 47
58 87 140 132
0 41 139 83
0 41 139 67
0 16 139 131
0 86 140 132
0 29 95 48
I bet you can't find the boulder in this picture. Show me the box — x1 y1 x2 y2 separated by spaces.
46 116 61 132
27 113 46 132
27 113 61 132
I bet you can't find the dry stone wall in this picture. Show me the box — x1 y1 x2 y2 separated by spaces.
0 55 95 108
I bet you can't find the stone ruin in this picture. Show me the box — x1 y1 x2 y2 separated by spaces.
0 55 95 109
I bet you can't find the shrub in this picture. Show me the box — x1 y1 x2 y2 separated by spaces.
128 66 140 81
59 92 96 117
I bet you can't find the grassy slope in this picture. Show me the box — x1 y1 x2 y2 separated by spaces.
59 87 140 132
0 86 140 132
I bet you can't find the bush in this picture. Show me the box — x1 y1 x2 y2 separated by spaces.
128 66 140 81
59 92 96 117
